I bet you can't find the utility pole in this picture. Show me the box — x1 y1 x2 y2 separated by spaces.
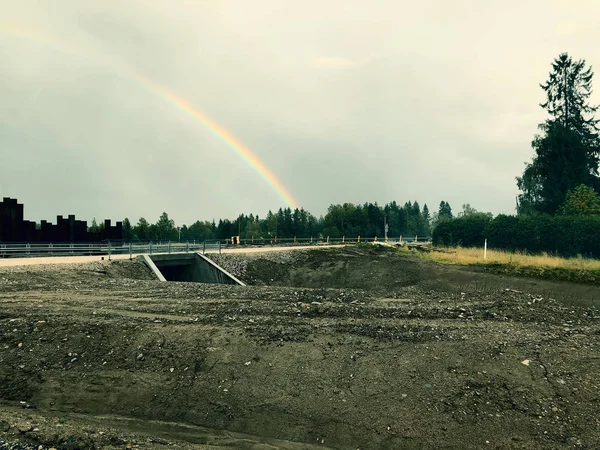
384 215 388 241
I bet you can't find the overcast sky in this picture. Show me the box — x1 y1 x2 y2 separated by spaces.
2 1 600 225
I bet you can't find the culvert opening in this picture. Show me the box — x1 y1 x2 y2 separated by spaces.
143 253 245 285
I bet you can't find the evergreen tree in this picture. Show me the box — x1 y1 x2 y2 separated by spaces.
89 218 99 233
188 220 215 241
438 201 453 220
264 210 277 236
156 212 176 240
179 224 188 241
276 209 284 237
134 217 149 240
283 208 293 237
397 205 407 236
216 219 234 239
422 204 430 226
517 53 600 214
122 217 133 241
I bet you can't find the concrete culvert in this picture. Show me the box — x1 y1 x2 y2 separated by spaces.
143 252 245 285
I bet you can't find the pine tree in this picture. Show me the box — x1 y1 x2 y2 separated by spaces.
421 204 431 236
156 212 176 240
134 218 149 241
422 204 430 225
517 53 600 214
122 217 133 241
89 218 99 233
438 201 453 219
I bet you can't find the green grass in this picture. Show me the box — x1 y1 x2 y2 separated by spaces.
414 246 600 285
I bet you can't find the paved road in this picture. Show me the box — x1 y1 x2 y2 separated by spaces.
0 245 344 267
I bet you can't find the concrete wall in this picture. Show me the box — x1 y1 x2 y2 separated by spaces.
146 253 244 285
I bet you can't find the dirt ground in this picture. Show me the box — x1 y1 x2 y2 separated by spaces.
1 246 599 449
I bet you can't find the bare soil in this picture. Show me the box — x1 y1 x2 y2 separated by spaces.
1 246 599 449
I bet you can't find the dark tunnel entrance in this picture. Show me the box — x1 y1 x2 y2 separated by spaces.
144 253 244 285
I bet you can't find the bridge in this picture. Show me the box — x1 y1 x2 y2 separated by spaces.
0 244 348 267
0 236 431 266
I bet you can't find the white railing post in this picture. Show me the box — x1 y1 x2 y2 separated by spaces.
484 239 488 260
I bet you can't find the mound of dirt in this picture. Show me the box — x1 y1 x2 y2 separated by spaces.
210 246 424 291
1 250 599 449
211 246 600 306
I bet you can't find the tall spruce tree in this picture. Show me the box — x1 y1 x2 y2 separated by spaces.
517 53 600 214
122 218 133 241
422 204 430 225
438 201 453 220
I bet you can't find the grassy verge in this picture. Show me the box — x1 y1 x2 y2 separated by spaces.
417 246 600 285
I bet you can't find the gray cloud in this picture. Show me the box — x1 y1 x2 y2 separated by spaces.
2 0 600 225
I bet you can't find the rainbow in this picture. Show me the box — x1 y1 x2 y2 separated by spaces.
0 24 299 209
135 76 299 209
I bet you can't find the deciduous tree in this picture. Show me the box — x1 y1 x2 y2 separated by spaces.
559 184 600 216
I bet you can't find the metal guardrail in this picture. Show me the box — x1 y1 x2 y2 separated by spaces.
0 236 431 259
0 241 222 258
232 236 431 246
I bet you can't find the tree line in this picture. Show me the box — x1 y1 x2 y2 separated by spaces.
110 200 458 242
432 53 600 257
433 212 600 257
